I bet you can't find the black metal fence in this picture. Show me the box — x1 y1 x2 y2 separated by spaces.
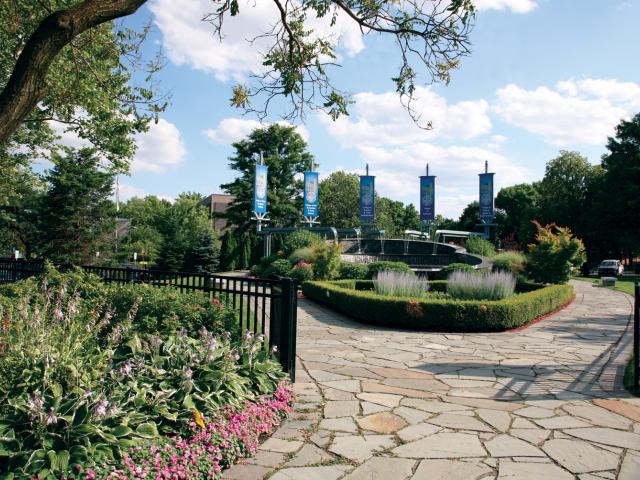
634 282 639 392
0 259 297 381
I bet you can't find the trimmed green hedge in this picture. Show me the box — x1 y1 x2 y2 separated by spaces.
302 280 573 332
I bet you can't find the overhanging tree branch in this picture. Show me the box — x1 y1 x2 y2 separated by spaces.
0 0 148 146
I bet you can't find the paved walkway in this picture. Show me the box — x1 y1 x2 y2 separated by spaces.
224 281 640 480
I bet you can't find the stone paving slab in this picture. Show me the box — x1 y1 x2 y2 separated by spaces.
224 281 639 479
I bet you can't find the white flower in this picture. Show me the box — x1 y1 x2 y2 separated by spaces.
46 408 58 425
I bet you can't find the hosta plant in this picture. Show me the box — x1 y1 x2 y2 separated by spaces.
0 281 151 479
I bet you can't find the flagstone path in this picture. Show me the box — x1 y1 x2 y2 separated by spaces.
224 281 640 480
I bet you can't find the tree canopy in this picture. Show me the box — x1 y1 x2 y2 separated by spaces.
0 0 475 148
221 124 313 232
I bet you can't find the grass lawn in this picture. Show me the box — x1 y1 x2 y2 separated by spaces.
574 275 638 296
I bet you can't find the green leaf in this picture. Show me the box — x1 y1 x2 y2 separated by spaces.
72 403 89 426
182 394 195 409
135 422 158 439
111 425 133 437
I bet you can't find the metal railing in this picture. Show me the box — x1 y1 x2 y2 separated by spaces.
634 282 639 392
0 259 298 381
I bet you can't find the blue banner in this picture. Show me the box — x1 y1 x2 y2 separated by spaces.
479 173 494 221
303 171 319 217
420 176 435 221
360 175 375 222
253 164 268 214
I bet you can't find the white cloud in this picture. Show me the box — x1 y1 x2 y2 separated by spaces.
203 117 310 144
494 78 640 146
320 86 491 148
149 0 363 81
113 182 174 203
132 118 186 173
115 183 148 202
474 0 538 13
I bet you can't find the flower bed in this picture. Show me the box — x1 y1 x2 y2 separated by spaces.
68 383 293 479
0 266 291 479
302 279 573 331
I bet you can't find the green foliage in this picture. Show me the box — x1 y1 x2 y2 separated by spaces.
598 114 640 262
495 183 541 249
38 148 115 264
527 222 587 284
287 263 314 284
303 280 573 331
0 267 286 478
188 229 220 274
338 262 369 280
311 242 341 280
283 230 322 255
220 231 238 272
262 259 292 278
288 247 314 264
0 280 146 477
0 0 163 176
365 261 414 280
318 171 360 228
155 194 213 272
104 283 235 338
440 263 476 275
220 125 313 233
538 151 602 236
492 252 527 278
464 236 496 257
447 271 516 301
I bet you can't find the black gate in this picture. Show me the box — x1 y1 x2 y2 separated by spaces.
0 259 297 381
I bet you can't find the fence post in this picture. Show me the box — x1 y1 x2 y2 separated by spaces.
125 266 133 284
634 282 639 392
279 277 297 382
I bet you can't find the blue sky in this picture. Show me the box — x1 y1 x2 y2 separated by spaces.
113 0 640 219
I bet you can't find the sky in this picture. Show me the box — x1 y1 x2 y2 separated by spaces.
112 0 640 219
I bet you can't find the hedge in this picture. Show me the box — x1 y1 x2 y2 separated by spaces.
302 280 573 332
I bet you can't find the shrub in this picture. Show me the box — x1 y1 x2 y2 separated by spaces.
303 280 573 331
262 258 293 278
0 281 145 477
464 236 496 257
527 222 586 284
311 242 341 280
0 272 288 478
288 247 314 264
249 264 263 277
492 251 526 278
288 262 314 284
105 283 235 337
338 262 369 280
259 254 279 268
447 270 516 301
365 261 414 279
440 263 475 275
373 271 428 298
283 230 323 255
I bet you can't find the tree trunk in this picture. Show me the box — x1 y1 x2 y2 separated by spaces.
0 0 148 145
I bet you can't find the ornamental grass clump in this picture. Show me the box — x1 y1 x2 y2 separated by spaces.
447 270 516 301
373 270 428 298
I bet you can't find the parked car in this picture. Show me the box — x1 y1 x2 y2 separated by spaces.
597 259 624 277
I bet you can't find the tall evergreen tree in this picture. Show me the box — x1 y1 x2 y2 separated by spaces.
190 229 219 274
597 113 640 261
219 230 238 272
39 148 114 264
221 124 313 233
